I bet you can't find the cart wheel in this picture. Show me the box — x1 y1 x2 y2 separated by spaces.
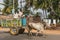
10 27 19 35
19 28 25 34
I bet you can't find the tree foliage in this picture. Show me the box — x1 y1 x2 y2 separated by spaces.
2 0 18 15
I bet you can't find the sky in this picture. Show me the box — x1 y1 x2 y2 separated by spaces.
0 0 4 10
0 0 3 3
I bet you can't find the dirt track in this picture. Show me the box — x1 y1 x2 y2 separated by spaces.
0 27 60 35
0 27 60 40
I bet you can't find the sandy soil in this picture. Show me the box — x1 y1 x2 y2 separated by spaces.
0 27 10 32
25 29 60 35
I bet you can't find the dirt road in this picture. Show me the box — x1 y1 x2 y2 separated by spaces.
0 28 60 40
0 27 60 35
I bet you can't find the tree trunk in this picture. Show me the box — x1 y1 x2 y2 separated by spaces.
51 18 53 23
50 3 55 24
43 9 45 19
45 9 47 18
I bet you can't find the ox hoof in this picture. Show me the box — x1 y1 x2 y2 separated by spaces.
42 35 47 38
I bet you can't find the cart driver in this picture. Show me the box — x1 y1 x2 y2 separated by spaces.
13 12 19 19
18 9 23 18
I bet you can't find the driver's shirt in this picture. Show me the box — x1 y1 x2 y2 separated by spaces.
18 11 23 17
13 13 18 18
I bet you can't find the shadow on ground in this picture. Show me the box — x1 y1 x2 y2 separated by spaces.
23 32 43 36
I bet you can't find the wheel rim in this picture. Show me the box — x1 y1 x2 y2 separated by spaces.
10 28 18 35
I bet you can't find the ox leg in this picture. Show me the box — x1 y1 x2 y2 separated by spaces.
27 27 32 36
26 25 32 36
36 30 39 36
28 30 30 36
41 30 46 38
28 29 32 36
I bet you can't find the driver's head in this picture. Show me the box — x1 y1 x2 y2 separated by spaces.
20 9 22 12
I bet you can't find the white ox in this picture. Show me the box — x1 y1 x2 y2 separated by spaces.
26 16 47 37
26 22 45 36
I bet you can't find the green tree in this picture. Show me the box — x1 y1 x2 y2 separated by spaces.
48 0 60 23
26 0 60 23
24 0 33 15
0 0 18 15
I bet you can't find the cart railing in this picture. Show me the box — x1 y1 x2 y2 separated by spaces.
0 18 22 28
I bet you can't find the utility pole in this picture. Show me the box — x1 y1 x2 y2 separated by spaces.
13 0 14 9
0 8 2 15
12 0 15 14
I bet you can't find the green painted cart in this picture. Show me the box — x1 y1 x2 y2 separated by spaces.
0 18 27 35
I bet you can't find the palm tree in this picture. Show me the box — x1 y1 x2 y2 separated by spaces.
0 0 18 15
